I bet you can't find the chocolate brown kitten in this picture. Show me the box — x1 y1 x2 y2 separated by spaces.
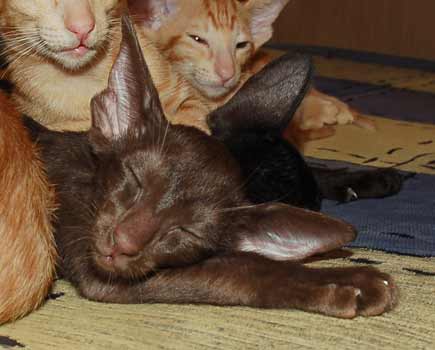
26 14 397 319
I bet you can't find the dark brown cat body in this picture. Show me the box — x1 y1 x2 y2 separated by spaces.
26 15 397 319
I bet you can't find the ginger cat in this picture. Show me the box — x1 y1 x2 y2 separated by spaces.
0 0 213 132
132 0 367 139
0 92 56 324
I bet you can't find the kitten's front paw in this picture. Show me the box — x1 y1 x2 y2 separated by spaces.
346 168 405 200
295 93 355 130
323 267 398 318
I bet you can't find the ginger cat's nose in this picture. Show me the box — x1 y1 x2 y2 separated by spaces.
64 0 95 43
215 63 235 84
66 20 95 42
215 53 235 84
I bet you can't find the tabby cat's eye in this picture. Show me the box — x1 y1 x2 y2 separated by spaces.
236 41 250 49
188 34 208 46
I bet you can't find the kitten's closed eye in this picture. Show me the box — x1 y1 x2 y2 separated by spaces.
126 164 143 189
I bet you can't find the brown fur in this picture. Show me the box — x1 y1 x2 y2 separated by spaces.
27 16 398 317
0 92 56 324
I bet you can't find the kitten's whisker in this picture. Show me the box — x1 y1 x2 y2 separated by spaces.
159 120 170 157
1 42 38 78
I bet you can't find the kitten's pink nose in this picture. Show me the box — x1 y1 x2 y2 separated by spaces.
65 18 95 42
64 0 95 43
215 63 235 84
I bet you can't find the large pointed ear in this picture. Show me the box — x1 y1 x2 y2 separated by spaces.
128 0 178 30
89 12 166 146
230 203 356 261
207 52 312 140
244 0 290 48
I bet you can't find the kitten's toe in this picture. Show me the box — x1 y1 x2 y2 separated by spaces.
322 283 359 319
335 108 355 125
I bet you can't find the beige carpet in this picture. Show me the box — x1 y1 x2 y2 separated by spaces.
1 250 434 350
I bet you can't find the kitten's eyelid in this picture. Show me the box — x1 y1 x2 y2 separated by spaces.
236 41 250 49
179 226 203 240
126 164 143 189
188 34 209 46
168 226 202 240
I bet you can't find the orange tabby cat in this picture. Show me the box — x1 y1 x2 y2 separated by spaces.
131 0 368 139
0 0 213 132
0 92 56 324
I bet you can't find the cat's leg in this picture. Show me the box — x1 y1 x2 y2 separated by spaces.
311 166 406 202
78 254 397 318
290 88 376 141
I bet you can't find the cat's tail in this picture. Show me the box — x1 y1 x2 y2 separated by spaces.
0 94 57 324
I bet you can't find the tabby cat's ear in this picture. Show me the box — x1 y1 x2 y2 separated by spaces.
128 0 178 30
90 13 166 145
245 0 290 48
230 203 356 261
207 52 312 139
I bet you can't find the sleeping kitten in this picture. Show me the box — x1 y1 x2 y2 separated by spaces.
0 92 56 324
26 15 397 319
132 0 369 138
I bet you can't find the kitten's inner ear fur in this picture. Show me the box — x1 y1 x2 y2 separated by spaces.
232 203 356 261
208 52 312 140
90 12 167 143
128 0 178 30
245 0 291 48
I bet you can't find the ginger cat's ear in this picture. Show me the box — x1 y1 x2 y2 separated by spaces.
208 52 312 140
90 13 166 144
128 0 178 30
245 0 290 48
230 203 356 261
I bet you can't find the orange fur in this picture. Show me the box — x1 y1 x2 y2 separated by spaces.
1 0 367 140
0 0 213 133
0 92 56 324
143 0 370 142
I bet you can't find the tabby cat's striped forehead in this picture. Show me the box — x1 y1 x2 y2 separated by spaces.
200 0 241 30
